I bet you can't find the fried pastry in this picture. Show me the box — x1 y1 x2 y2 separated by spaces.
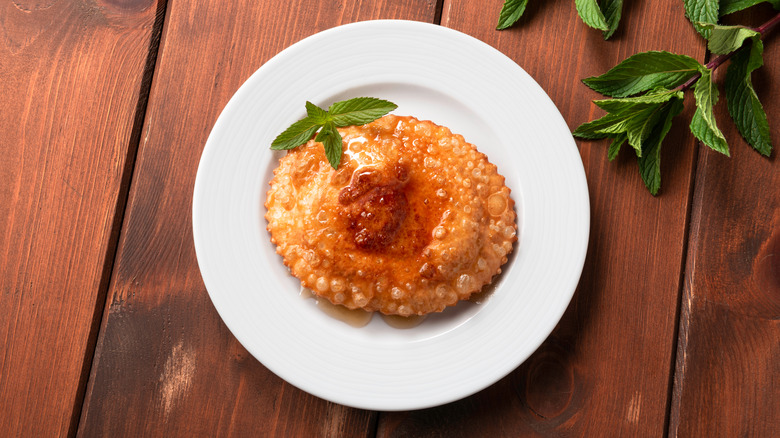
265 115 516 316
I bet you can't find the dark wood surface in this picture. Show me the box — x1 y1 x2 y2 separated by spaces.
378 1 702 436
76 1 437 437
2 0 778 436
0 1 162 436
669 5 780 437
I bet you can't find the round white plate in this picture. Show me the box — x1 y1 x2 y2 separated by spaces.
193 20 589 411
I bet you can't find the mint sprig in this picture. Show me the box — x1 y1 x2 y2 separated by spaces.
491 0 777 195
271 97 397 169
574 11 778 195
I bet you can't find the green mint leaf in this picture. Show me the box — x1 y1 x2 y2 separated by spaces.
271 117 321 150
684 0 719 37
316 121 343 169
690 110 729 155
690 68 729 155
496 0 529 30
700 23 759 54
305 101 330 124
573 115 622 140
601 0 623 39
608 133 628 161
582 51 702 97
638 97 685 195
575 0 610 31
329 97 397 127
720 0 780 16
725 38 772 156
593 88 682 112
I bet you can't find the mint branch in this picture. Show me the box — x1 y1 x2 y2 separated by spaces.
575 11 779 195
756 10 780 33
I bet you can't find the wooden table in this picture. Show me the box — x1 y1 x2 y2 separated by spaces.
2 1 778 436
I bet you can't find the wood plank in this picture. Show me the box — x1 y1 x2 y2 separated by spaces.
669 5 780 437
378 1 704 436
77 1 439 436
0 1 162 436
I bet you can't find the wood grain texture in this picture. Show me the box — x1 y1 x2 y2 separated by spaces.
669 5 780 437
378 1 705 436
77 1 439 436
0 0 161 436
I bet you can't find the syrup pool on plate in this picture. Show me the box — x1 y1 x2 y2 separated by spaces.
299 282 502 328
301 287 429 328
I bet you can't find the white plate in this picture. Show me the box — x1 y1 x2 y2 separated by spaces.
193 20 589 411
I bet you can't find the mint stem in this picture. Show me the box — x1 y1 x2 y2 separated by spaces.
676 11 780 92
756 10 780 34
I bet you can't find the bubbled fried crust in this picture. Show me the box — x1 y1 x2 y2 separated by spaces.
265 115 517 316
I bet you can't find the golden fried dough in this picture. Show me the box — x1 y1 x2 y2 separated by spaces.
265 115 516 316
